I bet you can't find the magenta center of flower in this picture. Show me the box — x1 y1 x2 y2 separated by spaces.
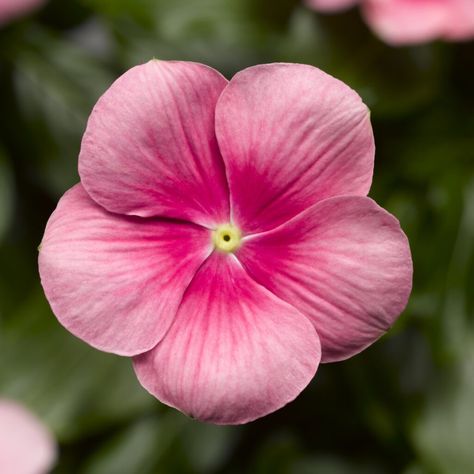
212 224 242 253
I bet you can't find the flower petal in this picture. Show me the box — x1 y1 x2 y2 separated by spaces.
305 0 359 13
0 399 56 474
215 63 374 234
237 196 412 363
79 60 230 227
39 184 212 356
134 253 320 425
362 0 474 45
0 0 45 25
445 0 474 40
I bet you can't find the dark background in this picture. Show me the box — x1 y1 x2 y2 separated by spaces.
0 0 473 473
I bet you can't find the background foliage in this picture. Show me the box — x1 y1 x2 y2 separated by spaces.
0 1 473 473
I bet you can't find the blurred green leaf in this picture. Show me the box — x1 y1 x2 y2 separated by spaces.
291 456 384 474
14 27 113 195
81 413 240 474
278 8 446 117
252 431 302 474
86 0 299 74
413 335 474 474
183 422 240 473
82 413 183 474
0 288 154 442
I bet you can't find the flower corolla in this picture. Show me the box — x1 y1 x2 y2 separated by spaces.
39 61 412 424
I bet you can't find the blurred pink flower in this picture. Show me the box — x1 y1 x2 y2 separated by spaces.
307 0 474 45
0 399 56 474
39 61 412 424
0 0 46 25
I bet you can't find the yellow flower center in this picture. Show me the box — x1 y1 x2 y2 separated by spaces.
212 224 242 253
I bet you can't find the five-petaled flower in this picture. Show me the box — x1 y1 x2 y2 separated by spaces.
0 0 46 26
307 0 474 45
39 61 413 424
0 399 56 474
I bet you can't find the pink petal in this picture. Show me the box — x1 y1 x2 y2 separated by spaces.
39 184 212 356
0 399 56 474
443 0 474 40
237 196 412 363
134 253 321 425
215 63 374 234
362 0 474 45
0 0 45 25
305 0 359 13
79 60 230 228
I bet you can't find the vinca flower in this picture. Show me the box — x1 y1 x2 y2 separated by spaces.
307 0 474 45
0 399 56 474
39 61 412 424
0 0 46 26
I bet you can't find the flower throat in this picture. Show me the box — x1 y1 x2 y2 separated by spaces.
212 224 242 253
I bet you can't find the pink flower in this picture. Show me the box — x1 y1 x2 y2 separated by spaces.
39 61 412 424
0 399 56 474
0 0 46 26
307 0 474 45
